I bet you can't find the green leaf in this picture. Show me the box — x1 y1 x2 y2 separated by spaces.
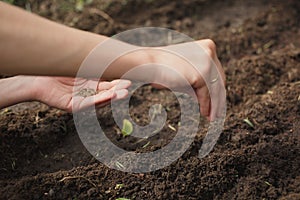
121 119 133 137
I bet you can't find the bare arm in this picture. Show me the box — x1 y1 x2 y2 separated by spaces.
0 2 147 78
0 2 225 119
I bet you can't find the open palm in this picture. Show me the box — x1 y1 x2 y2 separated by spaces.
32 76 131 112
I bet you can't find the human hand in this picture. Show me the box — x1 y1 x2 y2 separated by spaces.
31 76 131 112
148 39 226 120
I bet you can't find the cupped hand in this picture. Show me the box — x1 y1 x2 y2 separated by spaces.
31 76 131 112
149 39 226 120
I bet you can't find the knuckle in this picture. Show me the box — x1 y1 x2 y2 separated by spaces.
191 75 199 87
207 48 215 58
204 39 217 50
203 39 217 57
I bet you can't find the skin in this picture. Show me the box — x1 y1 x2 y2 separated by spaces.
0 76 131 112
0 2 225 119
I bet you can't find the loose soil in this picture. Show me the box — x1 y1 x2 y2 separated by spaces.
0 0 299 199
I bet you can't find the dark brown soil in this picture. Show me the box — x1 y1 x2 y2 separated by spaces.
0 0 299 199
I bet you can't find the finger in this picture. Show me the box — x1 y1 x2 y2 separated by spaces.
207 66 227 121
97 80 131 91
211 83 227 120
208 85 218 121
97 81 114 91
196 87 211 119
209 101 216 121
95 89 129 108
213 57 226 87
112 79 131 90
94 90 117 104
95 99 111 108
113 89 129 100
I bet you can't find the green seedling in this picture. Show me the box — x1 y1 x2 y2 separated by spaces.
121 119 133 137
243 118 255 128
116 198 130 200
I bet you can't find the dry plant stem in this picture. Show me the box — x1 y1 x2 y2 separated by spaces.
89 8 114 24
59 176 97 188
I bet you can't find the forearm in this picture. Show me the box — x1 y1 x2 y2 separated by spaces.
0 2 106 76
0 2 153 80
0 76 35 109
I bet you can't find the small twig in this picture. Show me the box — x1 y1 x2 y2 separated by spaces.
115 161 125 170
168 124 177 132
89 8 114 25
187 116 199 123
142 141 151 148
243 118 255 129
291 81 300 86
59 176 97 187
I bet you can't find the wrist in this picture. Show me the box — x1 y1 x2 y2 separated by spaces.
119 48 157 82
11 76 38 102
0 76 37 109
98 42 154 80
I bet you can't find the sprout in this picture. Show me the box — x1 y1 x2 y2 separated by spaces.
121 119 133 137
